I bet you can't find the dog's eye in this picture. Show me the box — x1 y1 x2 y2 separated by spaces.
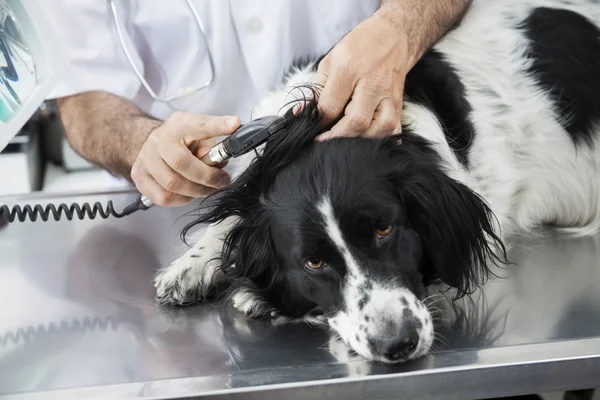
376 224 393 237
305 259 325 270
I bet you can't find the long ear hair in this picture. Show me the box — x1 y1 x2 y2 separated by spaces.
180 89 327 296
388 133 507 298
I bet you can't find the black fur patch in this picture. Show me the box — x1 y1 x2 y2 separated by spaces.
357 295 369 310
414 319 423 330
521 7 600 147
348 349 359 357
400 297 409 307
404 50 475 167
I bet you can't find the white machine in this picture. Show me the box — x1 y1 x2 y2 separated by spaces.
0 0 68 151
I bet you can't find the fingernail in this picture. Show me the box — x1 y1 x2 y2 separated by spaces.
293 103 305 116
225 117 239 129
316 132 331 142
218 175 230 188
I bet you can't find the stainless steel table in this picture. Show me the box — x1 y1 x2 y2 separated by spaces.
1 191 599 400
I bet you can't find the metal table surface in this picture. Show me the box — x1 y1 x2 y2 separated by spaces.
1 191 600 400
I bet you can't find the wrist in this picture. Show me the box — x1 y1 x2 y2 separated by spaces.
373 6 423 70
124 116 162 170
371 9 419 70
375 0 471 70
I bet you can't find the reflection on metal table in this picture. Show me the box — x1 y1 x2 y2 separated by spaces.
1 191 599 400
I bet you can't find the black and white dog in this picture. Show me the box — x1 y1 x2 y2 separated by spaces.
154 0 600 364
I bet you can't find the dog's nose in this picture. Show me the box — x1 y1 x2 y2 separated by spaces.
375 326 419 361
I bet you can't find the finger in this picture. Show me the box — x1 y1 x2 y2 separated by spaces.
314 70 327 90
190 137 217 158
133 170 195 207
156 137 231 189
317 68 355 126
292 71 327 116
392 79 404 134
145 156 217 199
362 98 400 138
393 97 403 134
317 84 380 140
170 112 241 141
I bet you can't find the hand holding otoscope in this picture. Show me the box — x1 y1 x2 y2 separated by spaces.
124 115 286 215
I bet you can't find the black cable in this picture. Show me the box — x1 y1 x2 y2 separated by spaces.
0 200 141 223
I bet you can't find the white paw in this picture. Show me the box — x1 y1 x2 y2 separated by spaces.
230 286 273 318
328 336 364 363
154 249 222 306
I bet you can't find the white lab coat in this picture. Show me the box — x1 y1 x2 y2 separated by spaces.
45 0 382 122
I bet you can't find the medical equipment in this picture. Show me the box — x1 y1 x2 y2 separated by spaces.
107 0 215 103
0 115 287 223
0 0 69 150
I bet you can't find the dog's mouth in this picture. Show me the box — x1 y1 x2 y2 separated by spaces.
329 324 431 364
326 285 435 364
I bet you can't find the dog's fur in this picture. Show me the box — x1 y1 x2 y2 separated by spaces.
154 0 600 363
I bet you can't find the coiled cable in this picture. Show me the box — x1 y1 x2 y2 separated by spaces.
0 201 125 222
0 196 147 223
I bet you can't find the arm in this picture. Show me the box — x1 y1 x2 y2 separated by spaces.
315 0 472 139
58 91 160 179
57 91 240 206
378 0 471 70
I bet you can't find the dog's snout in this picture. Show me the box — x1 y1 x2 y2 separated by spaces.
372 324 419 361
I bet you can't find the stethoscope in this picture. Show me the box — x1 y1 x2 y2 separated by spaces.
106 0 215 103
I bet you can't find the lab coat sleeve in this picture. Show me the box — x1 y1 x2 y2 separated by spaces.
42 0 142 100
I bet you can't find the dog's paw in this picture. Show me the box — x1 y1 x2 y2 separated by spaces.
230 286 273 318
328 336 365 363
154 250 222 306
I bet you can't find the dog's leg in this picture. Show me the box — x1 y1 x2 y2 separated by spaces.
154 149 256 306
154 215 238 305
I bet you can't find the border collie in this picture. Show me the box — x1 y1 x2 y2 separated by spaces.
154 0 600 364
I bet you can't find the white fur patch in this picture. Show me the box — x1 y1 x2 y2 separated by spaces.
252 62 318 119
154 216 239 305
317 197 362 277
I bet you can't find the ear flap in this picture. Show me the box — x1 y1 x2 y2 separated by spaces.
221 213 279 288
180 90 324 240
390 135 506 297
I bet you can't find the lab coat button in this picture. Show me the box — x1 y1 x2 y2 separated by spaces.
246 18 263 34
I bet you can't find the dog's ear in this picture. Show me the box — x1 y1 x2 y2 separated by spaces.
217 211 318 318
181 90 325 240
221 211 279 287
388 135 506 297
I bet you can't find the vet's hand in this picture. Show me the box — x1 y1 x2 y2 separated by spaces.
315 13 414 141
131 112 240 207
